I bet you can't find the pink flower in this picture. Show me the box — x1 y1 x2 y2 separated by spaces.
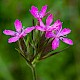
3 19 35 43
46 25 73 50
30 5 49 20
36 14 62 32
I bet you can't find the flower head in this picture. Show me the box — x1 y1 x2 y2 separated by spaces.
36 14 62 32
30 5 49 20
46 24 73 50
3 19 35 43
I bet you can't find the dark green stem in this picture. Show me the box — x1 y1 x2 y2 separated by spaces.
40 46 70 60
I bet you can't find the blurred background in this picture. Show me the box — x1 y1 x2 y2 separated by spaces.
0 0 80 80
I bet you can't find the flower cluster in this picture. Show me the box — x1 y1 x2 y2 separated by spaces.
3 5 73 50
3 5 74 80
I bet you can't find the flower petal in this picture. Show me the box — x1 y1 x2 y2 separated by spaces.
8 36 19 43
37 19 45 31
61 38 73 45
46 14 53 26
39 19 45 27
3 30 15 36
60 28 71 36
22 27 35 36
36 26 45 31
40 5 47 17
52 38 60 50
45 31 55 38
14 19 22 32
51 20 62 31
29 6 39 18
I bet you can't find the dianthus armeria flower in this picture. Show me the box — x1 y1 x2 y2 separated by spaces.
3 19 35 43
46 24 73 50
30 5 49 20
36 14 62 33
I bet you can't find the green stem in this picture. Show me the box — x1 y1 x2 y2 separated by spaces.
31 66 36 80
26 60 37 80
17 49 37 80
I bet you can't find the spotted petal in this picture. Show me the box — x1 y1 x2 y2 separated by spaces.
61 38 73 45
14 19 22 32
3 30 15 36
62 38 73 45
